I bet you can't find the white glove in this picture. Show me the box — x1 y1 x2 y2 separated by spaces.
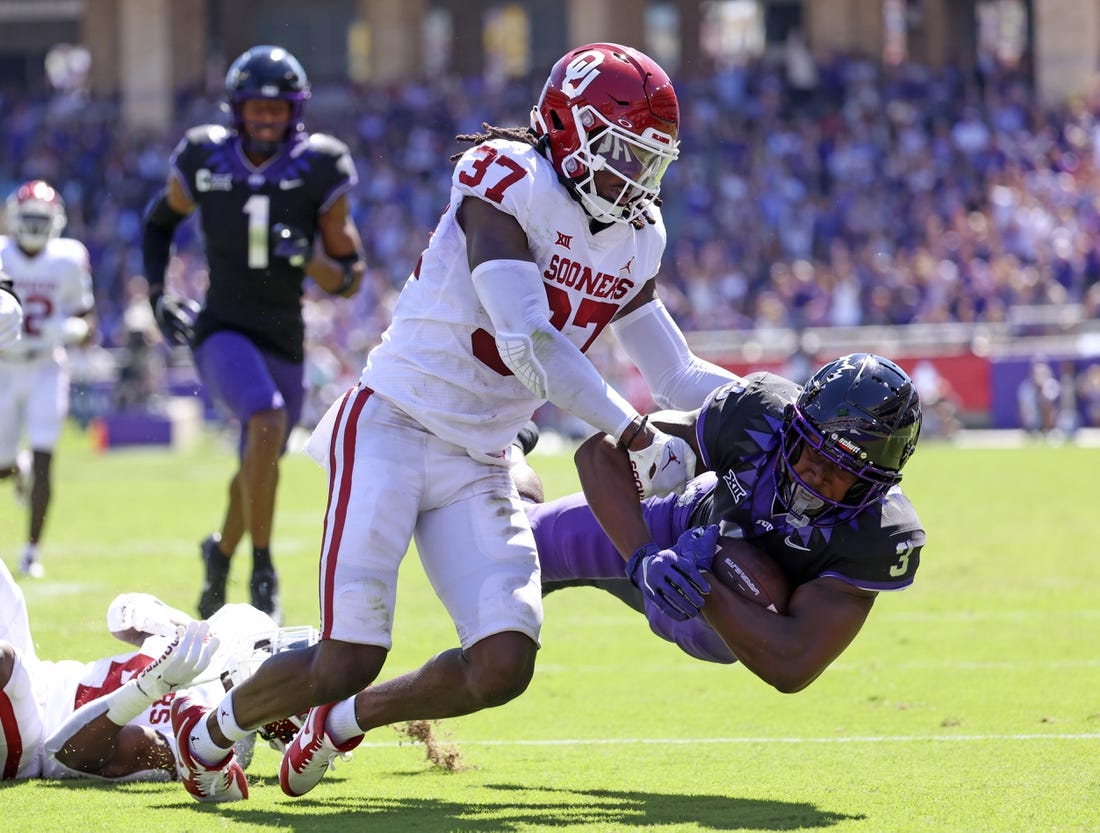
628 429 697 498
107 592 192 639
0 288 22 349
134 620 220 700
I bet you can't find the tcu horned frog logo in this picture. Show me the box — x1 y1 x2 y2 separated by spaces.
561 50 605 97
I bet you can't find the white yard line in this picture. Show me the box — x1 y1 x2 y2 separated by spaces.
364 732 1100 748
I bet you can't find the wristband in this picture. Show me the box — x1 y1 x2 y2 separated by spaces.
618 415 649 450
105 679 157 726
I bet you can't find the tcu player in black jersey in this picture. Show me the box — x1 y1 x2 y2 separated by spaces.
526 354 925 692
142 45 365 624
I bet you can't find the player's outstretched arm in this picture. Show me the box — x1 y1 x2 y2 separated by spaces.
701 577 876 693
45 621 218 779
575 410 701 560
46 701 176 779
611 282 739 410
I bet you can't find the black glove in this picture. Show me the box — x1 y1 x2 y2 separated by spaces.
150 290 200 346
272 223 310 268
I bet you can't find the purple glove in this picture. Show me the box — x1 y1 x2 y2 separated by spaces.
677 524 720 574
626 530 714 622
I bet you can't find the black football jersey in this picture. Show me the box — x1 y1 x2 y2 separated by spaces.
171 125 357 361
688 372 925 592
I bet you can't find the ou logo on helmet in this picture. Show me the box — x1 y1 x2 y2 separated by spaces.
562 51 604 97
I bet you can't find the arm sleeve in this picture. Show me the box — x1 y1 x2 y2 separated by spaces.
141 191 187 291
611 299 740 409
472 258 638 440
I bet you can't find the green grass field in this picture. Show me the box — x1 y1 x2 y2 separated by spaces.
1 426 1097 832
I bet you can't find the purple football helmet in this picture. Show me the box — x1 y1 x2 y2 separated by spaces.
777 354 922 528
225 45 310 156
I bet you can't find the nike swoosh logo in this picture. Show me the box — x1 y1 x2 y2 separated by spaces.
279 178 303 190
784 535 811 552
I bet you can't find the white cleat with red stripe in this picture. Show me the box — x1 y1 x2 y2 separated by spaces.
171 694 248 803
279 703 362 797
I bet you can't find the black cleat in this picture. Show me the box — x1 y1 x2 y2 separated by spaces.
250 568 282 625
514 420 540 456
198 534 229 619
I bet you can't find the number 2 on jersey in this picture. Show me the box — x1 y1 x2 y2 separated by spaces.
243 194 270 268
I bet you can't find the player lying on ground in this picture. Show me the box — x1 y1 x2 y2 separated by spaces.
0 560 310 784
525 353 927 692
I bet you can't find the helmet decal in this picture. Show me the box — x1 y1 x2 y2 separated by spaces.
561 51 605 97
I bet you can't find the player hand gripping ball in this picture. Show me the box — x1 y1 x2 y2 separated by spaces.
626 525 719 621
134 620 220 700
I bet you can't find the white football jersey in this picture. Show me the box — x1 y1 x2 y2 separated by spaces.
362 139 667 453
31 640 226 780
0 236 93 357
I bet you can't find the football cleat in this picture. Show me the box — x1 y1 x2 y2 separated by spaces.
198 534 229 619
279 703 362 797
249 567 282 625
171 693 248 803
19 549 43 579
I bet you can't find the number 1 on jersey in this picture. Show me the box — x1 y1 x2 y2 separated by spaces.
243 194 270 269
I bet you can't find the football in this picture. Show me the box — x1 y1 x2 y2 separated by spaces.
710 536 791 614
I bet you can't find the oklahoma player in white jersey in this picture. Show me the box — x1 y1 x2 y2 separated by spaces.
172 42 737 803
0 270 22 349
0 557 306 787
0 180 96 578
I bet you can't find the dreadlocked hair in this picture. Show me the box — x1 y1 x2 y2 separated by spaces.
449 124 538 161
448 123 661 230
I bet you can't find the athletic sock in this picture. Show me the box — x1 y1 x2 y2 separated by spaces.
325 697 363 743
252 546 273 573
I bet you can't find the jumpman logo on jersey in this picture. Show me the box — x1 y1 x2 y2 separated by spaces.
621 256 634 274
554 231 573 249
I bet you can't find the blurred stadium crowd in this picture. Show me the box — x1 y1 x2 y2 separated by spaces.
4 50 1100 428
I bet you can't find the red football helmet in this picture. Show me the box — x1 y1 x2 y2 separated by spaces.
6 180 66 253
531 43 680 225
